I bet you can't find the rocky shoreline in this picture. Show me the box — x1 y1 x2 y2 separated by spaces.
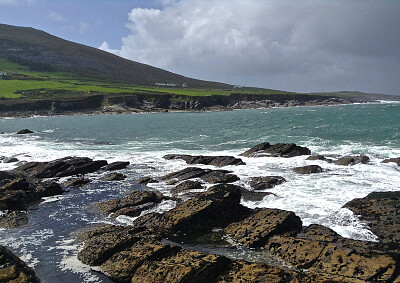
1 142 400 282
0 93 359 118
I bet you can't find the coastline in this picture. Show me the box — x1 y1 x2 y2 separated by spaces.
0 95 361 118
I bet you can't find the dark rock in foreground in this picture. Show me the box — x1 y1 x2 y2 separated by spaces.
104 161 130 171
265 224 399 282
306 155 327 161
0 245 40 282
344 191 400 244
163 154 245 167
160 184 248 236
241 142 311 158
16 129 34 134
249 176 286 190
293 165 322 174
224 208 302 248
382 157 400 166
96 191 164 218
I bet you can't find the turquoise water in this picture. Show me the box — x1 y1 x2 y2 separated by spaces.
0 102 400 282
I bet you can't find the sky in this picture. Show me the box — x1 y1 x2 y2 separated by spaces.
1 0 400 95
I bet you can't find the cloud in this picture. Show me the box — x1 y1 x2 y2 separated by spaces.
102 0 400 94
79 21 89 34
48 11 66 23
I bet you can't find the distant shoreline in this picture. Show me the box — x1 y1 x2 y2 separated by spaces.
0 94 364 118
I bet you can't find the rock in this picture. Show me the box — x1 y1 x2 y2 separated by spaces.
333 155 370 166
160 184 248 236
16 129 34 134
137 176 158 185
161 167 209 182
3 157 19 163
0 177 39 210
13 156 108 178
217 261 315 283
171 180 203 196
381 157 400 166
101 172 126 181
224 208 302 248
306 155 326 161
199 170 240 184
163 154 245 167
35 180 64 197
96 191 164 217
265 224 399 282
293 165 322 174
77 225 143 266
0 245 40 282
131 249 230 283
344 191 400 243
239 187 273 202
100 237 179 283
241 142 311 157
63 177 91 187
0 211 28 228
162 167 239 184
249 176 286 190
104 161 130 171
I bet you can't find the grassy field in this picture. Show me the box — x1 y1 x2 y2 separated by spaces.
0 58 294 99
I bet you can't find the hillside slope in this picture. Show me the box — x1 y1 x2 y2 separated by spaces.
0 24 229 88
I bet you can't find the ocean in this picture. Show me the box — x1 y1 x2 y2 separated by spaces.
1 101 400 282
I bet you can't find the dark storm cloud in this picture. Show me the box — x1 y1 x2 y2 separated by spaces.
99 0 400 94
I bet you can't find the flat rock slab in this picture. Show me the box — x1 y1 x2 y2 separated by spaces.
101 172 126 181
171 180 203 196
265 224 399 282
13 156 107 178
104 161 130 171
249 176 286 190
333 155 370 166
164 154 245 167
63 177 91 187
224 208 302 248
241 142 311 158
160 184 246 236
0 245 40 283
96 191 164 217
161 167 240 184
132 249 230 283
344 191 400 244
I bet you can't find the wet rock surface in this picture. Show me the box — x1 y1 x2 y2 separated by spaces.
293 165 323 174
0 245 40 283
171 180 203 196
96 191 164 218
16 129 34 134
249 176 286 190
63 177 91 187
241 142 311 157
382 157 400 166
333 155 370 166
76 184 400 283
103 161 130 171
265 224 400 282
101 172 126 181
344 191 400 244
163 154 245 167
224 208 302 248
161 167 240 185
